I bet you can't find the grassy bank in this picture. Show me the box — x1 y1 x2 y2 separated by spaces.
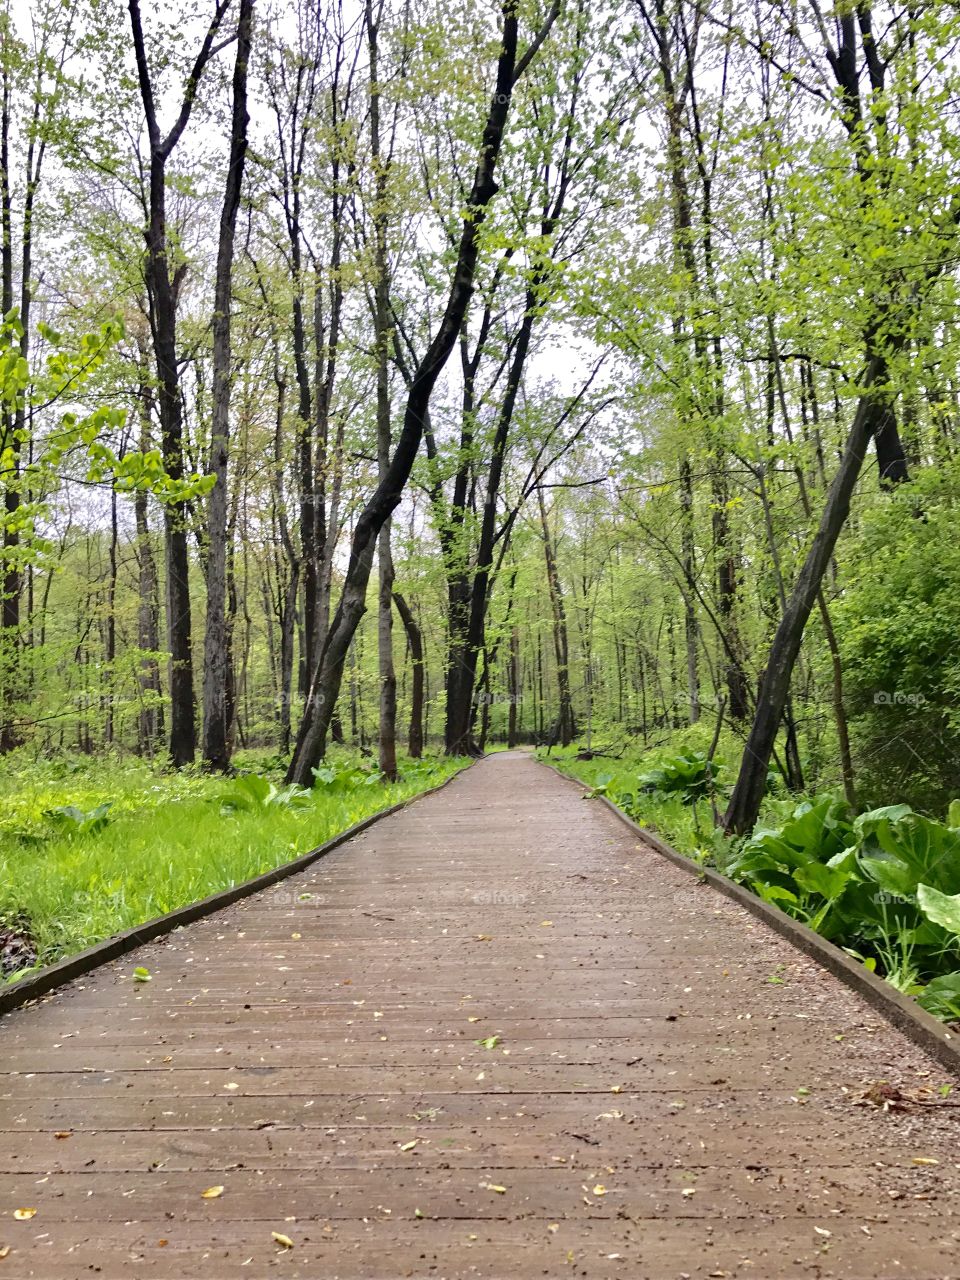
0 748 464 983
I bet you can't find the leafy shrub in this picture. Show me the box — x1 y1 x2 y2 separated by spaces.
45 803 112 837
719 797 960 1019
636 751 719 806
220 775 314 813
836 464 960 813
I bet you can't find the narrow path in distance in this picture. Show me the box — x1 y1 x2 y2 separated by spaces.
1 750 958 1278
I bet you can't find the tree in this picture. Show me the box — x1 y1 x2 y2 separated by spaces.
202 0 255 771
286 1 559 785
128 0 234 766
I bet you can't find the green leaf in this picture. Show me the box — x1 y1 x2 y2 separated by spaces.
917 883 960 935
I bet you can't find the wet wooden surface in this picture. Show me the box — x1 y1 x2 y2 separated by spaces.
1 750 959 1278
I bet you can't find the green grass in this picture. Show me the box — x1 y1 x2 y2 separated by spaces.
0 748 465 983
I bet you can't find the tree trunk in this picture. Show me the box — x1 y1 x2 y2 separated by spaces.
103 487 119 747
368 0 398 782
679 457 700 724
722 358 884 834
538 489 576 747
393 591 423 758
134 380 163 756
508 625 520 747
202 0 253 771
128 0 232 765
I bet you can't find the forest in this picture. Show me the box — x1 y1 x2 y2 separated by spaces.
2 0 960 1022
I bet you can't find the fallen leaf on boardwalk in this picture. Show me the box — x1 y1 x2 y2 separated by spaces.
541 921 553 927
475 1071 485 1081
0 1246 10 1259
398 1140 418 1152
548 1224 559 1234
681 1188 696 1197
54 1131 71 1140
912 1157 939 1165
610 1085 622 1094
224 1082 240 1091
467 1016 481 1023
271 1232 294 1249
814 1227 831 1238
13 1211 36 1221
592 1185 607 1196
133 966 152 983
290 933 301 940
414 1208 424 1219
596 1110 623 1120
475 1035 501 1050
201 1186 224 1199
157 1240 168 1248
485 1184 507 1194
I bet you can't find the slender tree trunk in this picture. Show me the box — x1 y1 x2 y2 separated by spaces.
0 63 18 753
367 0 398 781
0 43 46 753
393 591 423 758
723 358 885 834
202 0 253 771
679 458 699 724
134 408 163 756
538 490 575 747
103 487 119 747
128 0 231 765
508 624 520 747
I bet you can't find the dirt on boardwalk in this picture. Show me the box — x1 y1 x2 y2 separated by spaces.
0 751 958 1279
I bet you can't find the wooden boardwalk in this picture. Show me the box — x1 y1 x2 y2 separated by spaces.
1 751 959 1279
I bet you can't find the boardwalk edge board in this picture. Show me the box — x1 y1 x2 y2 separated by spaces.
0 763 471 1020
539 756 960 1075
